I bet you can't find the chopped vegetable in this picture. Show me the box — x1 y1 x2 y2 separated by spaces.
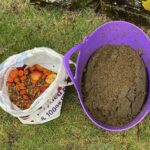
41 74 47 79
31 79 37 84
45 73 57 84
43 69 51 75
34 88 40 94
14 77 20 83
7 76 14 83
7 64 57 110
18 70 24 77
35 64 51 75
20 76 27 81
20 89 27 95
41 87 47 93
24 103 32 109
23 95 29 100
24 70 29 75
29 66 35 72
35 64 44 71
19 83 26 90
31 71 42 81
15 85 20 91
44 83 50 87
7 82 12 86
10 69 19 79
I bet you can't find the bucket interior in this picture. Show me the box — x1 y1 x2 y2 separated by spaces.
75 21 150 130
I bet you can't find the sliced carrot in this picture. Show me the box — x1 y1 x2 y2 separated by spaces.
7 73 14 82
15 85 20 91
20 83 25 86
19 83 26 90
29 66 35 72
34 87 39 93
20 86 26 90
35 64 52 75
41 74 47 79
19 83 25 87
10 69 19 79
43 69 52 75
44 83 49 87
34 64 44 71
18 70 24 77
7 78 13 83
20 89 27 95
14 77 20 83
20 76 26 81
7 76 14 83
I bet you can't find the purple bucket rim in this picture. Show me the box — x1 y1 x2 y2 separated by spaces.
64 21 150 132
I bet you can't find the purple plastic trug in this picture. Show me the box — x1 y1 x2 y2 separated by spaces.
64 21 150 131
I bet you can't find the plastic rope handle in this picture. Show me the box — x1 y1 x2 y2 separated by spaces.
64 43 83 86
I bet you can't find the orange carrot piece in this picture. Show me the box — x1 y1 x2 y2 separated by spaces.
34 87 38 92
44 83 49 87
18 70 24 77
7 76 13 83
34 64 44 71
10 69 19 79
35 64 52 75
19 83 26 90
19 86 26 90
41 74 47 79
29 66 35 72
14 77 20 83
20 89 27 95
42 68 51 75
19 83 25 87
15 85 20 91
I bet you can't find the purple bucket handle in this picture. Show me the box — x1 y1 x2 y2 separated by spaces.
83 35 90 42
64 43 83 86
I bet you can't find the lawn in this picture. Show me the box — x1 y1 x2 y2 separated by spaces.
0 0 150 150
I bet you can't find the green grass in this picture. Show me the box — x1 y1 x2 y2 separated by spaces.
0 0 150 149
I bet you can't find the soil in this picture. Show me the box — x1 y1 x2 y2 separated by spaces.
82 45 147 126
